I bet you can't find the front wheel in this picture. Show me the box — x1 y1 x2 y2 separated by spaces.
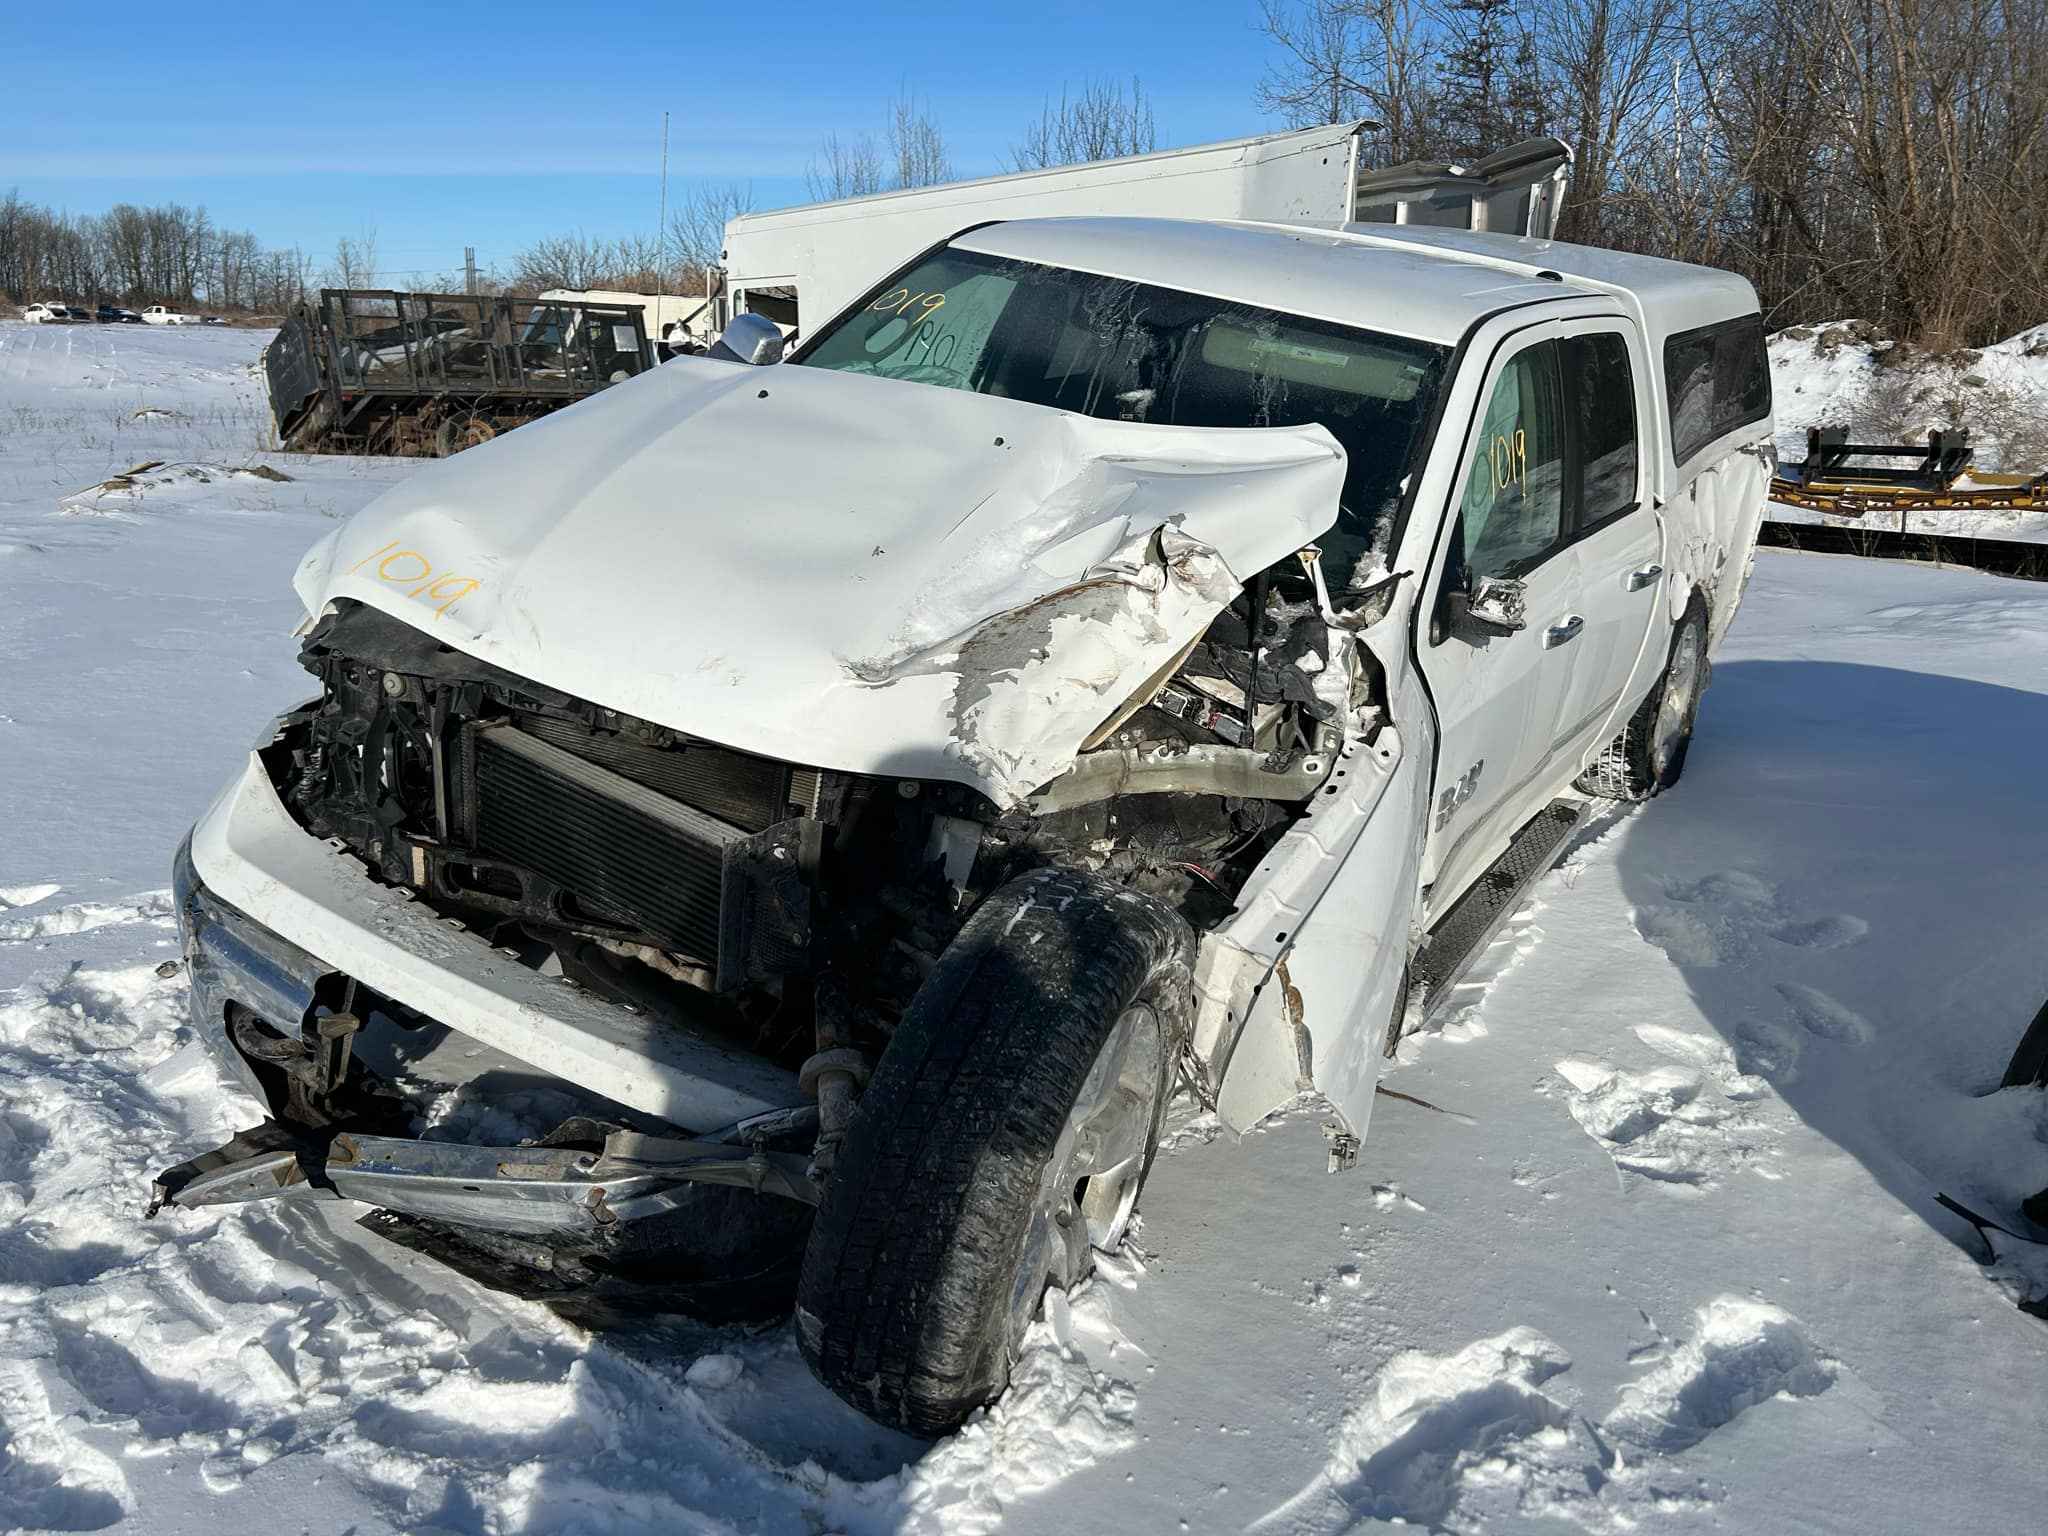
796 868 1194 1436
1578 597 1709 800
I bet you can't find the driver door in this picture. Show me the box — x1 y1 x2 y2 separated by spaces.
1417 328 1584 908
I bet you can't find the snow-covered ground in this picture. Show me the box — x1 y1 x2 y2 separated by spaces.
1768 319 2048 546
3 319 2046 1534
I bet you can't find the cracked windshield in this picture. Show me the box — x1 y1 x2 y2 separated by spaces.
798 245 1449 588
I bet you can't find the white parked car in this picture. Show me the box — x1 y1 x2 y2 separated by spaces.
22 301 73 323
157 218 1773 1434
141 304 197 325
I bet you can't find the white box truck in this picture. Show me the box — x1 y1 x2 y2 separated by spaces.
715 124 1572 338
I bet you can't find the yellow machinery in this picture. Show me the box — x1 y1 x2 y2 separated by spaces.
1771 427 2048 516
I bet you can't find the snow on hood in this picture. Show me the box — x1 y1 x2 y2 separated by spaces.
294 356 1346 806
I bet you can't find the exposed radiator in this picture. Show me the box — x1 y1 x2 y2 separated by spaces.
472 723 742 963
511 711 792 832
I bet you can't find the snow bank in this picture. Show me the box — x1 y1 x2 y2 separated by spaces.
1769 317 2048 474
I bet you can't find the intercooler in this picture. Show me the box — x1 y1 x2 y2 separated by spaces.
461 719 821 987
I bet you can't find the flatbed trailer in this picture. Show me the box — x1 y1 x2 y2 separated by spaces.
265 290 654 457
1770 426 2048 515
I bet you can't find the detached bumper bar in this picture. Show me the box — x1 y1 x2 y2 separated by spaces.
150 1121 819 1237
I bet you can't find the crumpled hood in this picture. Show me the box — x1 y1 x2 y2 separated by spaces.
295 356 1346 806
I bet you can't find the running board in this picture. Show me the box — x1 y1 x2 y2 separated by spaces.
1405 800 1585 1033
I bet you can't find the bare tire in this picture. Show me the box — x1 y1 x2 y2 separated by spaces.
434 416 496 458
796 868 1194 1436
1578 597 1709 800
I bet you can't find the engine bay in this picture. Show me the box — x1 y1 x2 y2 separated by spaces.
276 562 1355 1086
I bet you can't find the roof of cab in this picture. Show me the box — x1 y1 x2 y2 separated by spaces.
951 217 1758 348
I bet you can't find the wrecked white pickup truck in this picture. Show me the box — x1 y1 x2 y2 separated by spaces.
156 217 1773 1434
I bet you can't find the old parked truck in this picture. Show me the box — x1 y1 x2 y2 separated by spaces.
155 216 1773 1434
263 290 654 456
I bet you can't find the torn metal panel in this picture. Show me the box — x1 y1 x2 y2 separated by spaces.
294 358 1345 808
1190 600 1431 1137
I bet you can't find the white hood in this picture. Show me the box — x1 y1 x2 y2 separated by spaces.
295 357 1346 806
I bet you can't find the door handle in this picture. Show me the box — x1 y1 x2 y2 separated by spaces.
1627 563 1663 591
1544 615 1584 648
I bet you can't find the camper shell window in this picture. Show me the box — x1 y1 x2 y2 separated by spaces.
1663 314 1770 466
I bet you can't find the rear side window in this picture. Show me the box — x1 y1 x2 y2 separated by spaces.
1563 332 1638 526
1664 315 1770 466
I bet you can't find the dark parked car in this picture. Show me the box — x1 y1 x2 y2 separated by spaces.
64 305 93 322
96 304 143 324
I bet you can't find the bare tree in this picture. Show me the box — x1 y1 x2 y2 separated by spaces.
808 93 953 200
104 204 149 297
213 228 259 310
329 226 381 289
1009 78 1158 170
507 232 672 294
806 132 886 202
1538 0 1681 247
1436 0 1548 158
256 246 315 311
669 181 755 274
1255 0 1442 162
1256 0 1369 125
1663 0 2048 346
887 94 954 187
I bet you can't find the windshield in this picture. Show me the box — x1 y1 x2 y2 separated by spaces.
796 245 1449 587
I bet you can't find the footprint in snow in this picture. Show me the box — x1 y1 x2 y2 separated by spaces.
1769 913 1870 951
0 1358 133 1532
1254 1326 1596 1532
1729 1013 1807 1082
1632 1023 1771 1100
1634 869 1867 968
1603 1295 1837 1454
1775 982 1875 1045
1552 1032 1780 1192
1665 869 1778 908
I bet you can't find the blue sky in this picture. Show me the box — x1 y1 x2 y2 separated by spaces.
9 1 1288 282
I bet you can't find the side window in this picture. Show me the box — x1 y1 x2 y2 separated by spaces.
1456 341 1565 581
1664 314 1770 465
1564 332 1639 526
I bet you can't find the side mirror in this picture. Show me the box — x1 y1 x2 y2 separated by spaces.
709 311 785 366
1444 576 1527 643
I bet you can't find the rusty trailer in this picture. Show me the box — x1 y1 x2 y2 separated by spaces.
264 290 654 457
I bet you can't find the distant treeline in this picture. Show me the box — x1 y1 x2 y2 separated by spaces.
13 0 2046 348
0 193 315 313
